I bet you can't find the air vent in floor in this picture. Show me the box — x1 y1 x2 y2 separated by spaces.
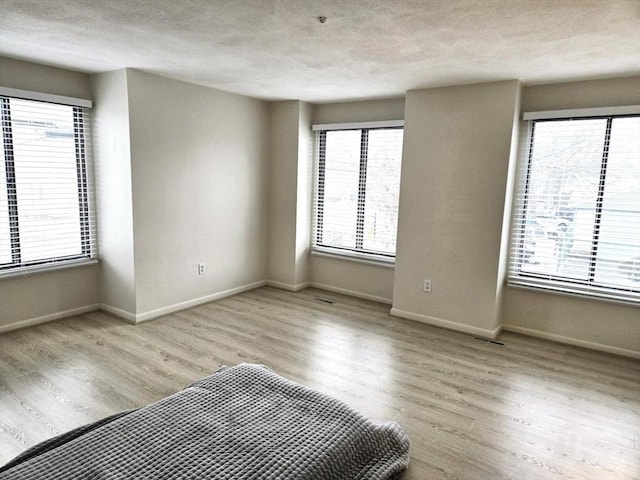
473 336 505 346
313 297 335 304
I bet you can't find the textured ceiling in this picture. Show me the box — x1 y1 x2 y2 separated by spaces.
1 0 639 102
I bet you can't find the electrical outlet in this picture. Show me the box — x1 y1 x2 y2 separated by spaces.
198 263 205 275
423 279 431 292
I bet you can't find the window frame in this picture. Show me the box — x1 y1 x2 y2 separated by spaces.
508 106 640 305
312 120 404 265
0 87 96 278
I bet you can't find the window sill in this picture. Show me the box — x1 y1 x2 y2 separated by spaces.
507 277 640 307
311 248 395 268
0 258 99 280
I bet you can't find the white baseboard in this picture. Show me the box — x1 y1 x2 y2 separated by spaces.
502 324 640 359
0 304 100 334
390 308 502 339
127 280 268 324
266 280 311 292
310 282 393 305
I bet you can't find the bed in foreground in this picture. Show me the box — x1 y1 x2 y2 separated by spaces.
0 363 410 479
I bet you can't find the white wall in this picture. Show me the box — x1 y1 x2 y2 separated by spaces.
502 76 640 356
0 57 99 330
295 102 313 286
91 69 136 315
2 62 271 325
309 97 405 303
125 70 270 316
392 81 520 337
0 56 91 99
268 101 304 288
0 266 99 331
520 76 639 111
1 56 636 357
267 100 314 290
312 98 405 125
311 257 395 304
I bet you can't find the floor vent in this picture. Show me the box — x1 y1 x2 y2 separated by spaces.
314 297 335 304
473 336 505 346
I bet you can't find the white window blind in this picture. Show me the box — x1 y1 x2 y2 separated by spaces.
0 94 96 276
313 124 404 261
509 112 640 304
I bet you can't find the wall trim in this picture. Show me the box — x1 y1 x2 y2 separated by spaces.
131 280 268 323
99 303 137 324
390 308 501 339
502 324 640 359
311 282 392 305
0 304 100 334
266 280 311 292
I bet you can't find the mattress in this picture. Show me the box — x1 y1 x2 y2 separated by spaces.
0 363 410 479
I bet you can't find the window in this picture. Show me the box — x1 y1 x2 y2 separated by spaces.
509 108 640 304
312 121 404 262
0 91 96 276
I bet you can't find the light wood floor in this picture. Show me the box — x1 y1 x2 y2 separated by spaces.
0 287 638 479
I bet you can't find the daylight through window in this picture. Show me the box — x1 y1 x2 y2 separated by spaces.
509 112 640 304
0 94 95 275
313 123 404 261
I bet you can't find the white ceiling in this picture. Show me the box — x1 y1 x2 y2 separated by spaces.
1 0 639 103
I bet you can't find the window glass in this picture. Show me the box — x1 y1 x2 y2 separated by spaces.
520 119 605 280
594 117 640 286
510 113 640 303
10 99 82 261
314 125 404 260
0 95 94 274
321 130 361 249
362 129 403 254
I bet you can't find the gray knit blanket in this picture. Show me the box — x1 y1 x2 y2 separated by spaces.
0 363 410 479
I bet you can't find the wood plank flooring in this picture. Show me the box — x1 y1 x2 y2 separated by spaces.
0 286 638 479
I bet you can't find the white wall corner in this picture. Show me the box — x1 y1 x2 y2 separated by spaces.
495 81 522 329
99 303 137 324
390 308 502 339
267 280 311 292
294 100 314 286
132 280 267 323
